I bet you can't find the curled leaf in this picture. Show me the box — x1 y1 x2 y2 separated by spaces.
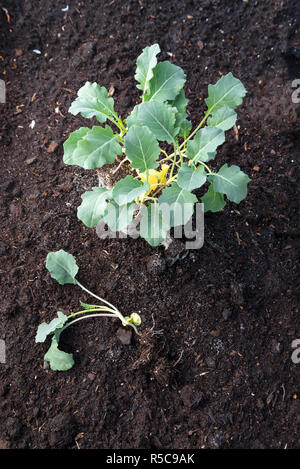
35 311 68 343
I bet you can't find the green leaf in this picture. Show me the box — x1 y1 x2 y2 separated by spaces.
69 81 117 123
35 311 68 343
112 175 148 205
140 203 169 246
138 101 178 143
179 119 192 138
207 106 237 131
64 125 122 169
63 127 91 164
169 89 191 137
63 127 90 165
44 336 74 371
126 105 142 128
187 127 225 163
135 43 161 95
80 301 98 310
103 200 137 232
46 250 79 285
77 187 112 228
209 164 251 203
177 163 207 191
159 182 197 227
205 73 246 113
125 125 160 172
146 61 186 102
201 182 226 212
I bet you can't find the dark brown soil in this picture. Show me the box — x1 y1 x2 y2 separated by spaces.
0 0 299 449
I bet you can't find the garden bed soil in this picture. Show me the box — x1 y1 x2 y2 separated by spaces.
0 0 299 449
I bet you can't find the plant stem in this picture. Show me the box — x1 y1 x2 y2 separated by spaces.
74 281 139 332
62 313 117 332
179 111 210 150
67 307 117 321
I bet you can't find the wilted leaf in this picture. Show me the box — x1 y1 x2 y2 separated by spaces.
44 336 74 371
46 250 79 285
35 311 68 343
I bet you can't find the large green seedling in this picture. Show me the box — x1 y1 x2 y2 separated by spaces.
35 250 141 371
64 44 250 246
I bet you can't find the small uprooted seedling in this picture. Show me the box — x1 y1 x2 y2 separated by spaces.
35 250 141 371
63 43 251 246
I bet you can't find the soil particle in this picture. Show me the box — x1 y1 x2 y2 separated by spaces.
48 413 75 448
145 253 166 275
116 327 132 345
230 281 245 307
222 309 232 321
0 439 10 449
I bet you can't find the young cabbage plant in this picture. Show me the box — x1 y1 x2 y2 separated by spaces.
63 43 250 246
35 250 141 371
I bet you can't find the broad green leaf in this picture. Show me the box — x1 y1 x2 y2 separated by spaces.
126 105 142 128
205 73 246 113
44 336 74 371
209 164 251 203
69 81 117 123
64 125 122 169
63 127 90 165
159 182 197 228
187 127 225 163
112 175 148 205
146 61 186 102
201 182 226 212
46 250 78 285
140 203 169 247
77 187 112 228
138 101 178 143
35 311 68 343
207 106 237 131
125 125 160 172
135 44 161 95
103 200 137 232
177 163 207 191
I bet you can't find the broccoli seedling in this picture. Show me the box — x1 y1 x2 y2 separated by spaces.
63 44 250 246
36 250 141 371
